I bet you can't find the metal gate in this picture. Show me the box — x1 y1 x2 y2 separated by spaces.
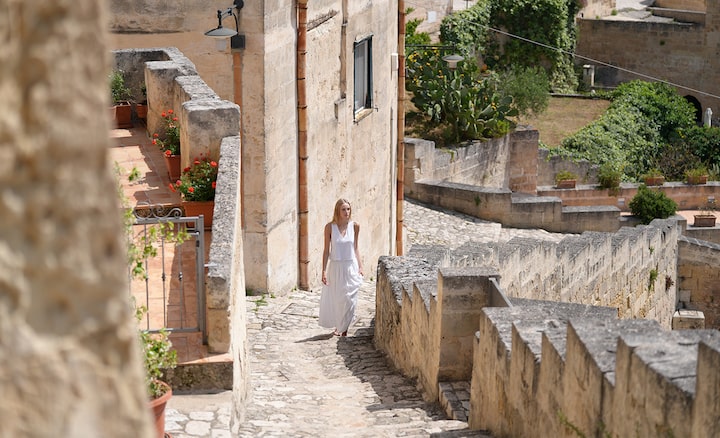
130 205 207 343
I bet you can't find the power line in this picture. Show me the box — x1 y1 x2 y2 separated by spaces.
402 1 720 100
481 24 720 100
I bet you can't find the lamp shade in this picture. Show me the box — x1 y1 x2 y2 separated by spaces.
442 54 464 70
204 26 238 39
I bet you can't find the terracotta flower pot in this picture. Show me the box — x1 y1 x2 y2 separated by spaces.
135 102 148 120
556 179 576 189
163 154 181 182
643 176 665 186
687 175 708 185
693 214 716 227
113 102 133 128
182 200 215 230
149 381 172 438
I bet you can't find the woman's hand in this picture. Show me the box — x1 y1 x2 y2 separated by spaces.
322 271 327 285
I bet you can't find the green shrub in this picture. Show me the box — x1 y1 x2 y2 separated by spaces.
497 66 550 118
552 80 698 181
629 185 677 224
597 162 621 190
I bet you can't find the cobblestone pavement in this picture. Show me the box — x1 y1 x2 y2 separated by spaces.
165 199 569 437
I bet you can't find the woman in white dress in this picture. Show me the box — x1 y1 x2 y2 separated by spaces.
319 198 364 336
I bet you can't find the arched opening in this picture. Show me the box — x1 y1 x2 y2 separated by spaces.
684 95 703 125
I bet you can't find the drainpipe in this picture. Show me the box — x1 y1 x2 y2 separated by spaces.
233 48 244 228
397 0 405 255
297 0 310 289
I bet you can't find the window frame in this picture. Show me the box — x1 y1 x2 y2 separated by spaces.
353 36 373 117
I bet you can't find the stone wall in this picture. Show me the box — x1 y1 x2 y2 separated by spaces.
411 180 623 233
470 304 720 437
109 0 237 102
405 0 453 38
655 0 706 12
0 0 153 435
377 218 682 403
404 128 539 196
678 236 720 329
576 10 720 113
539 181 720 212
376 221 720 436
113 48 242 355
537 148 598 187
578 0 614 19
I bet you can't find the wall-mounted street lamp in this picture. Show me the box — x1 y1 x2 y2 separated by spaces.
441 54 464 70
204 0 245 49
405 45 464 70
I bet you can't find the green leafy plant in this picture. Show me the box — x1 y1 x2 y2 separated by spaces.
497 66 550 119
115 163 186 399
171 156 219 202
642 168 663 179
555 170 577 183
406 49 518 145
152 109 181 157
685 165 709 184
551 81 697 181
109 70 131 104
629 185 677 224
597 162 622 191
136 304 177 399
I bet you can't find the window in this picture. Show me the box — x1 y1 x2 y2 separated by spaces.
353 37 373 114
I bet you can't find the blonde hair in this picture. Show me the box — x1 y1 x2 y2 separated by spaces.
331 198 352 223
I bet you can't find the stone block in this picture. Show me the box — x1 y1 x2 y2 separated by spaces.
673 309 705 329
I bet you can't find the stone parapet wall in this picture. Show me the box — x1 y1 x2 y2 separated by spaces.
470 304 720 437
411 180 622 233
404 128 539 196
113 48 242 355
654 0 706 12
377 218 682 402
375 254 444 400
678 236 720 329
485 219 680 328
540 182 720 212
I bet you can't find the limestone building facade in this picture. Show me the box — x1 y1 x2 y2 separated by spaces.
109 0 399 295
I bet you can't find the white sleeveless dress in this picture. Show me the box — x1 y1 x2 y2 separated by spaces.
319 222 363 333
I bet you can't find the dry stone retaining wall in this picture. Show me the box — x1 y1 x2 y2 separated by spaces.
376 218 720 436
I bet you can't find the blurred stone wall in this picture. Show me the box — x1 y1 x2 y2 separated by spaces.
0 0 153 436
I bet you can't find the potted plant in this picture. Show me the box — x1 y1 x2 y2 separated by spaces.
555 170 578 189
118 165 182 438
693 201 717 227
152 109 182 181
110 70 133 128
686 165 708 185
170 155 219 229
135 83 148 121
642 168 665 186
135 304 177 438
